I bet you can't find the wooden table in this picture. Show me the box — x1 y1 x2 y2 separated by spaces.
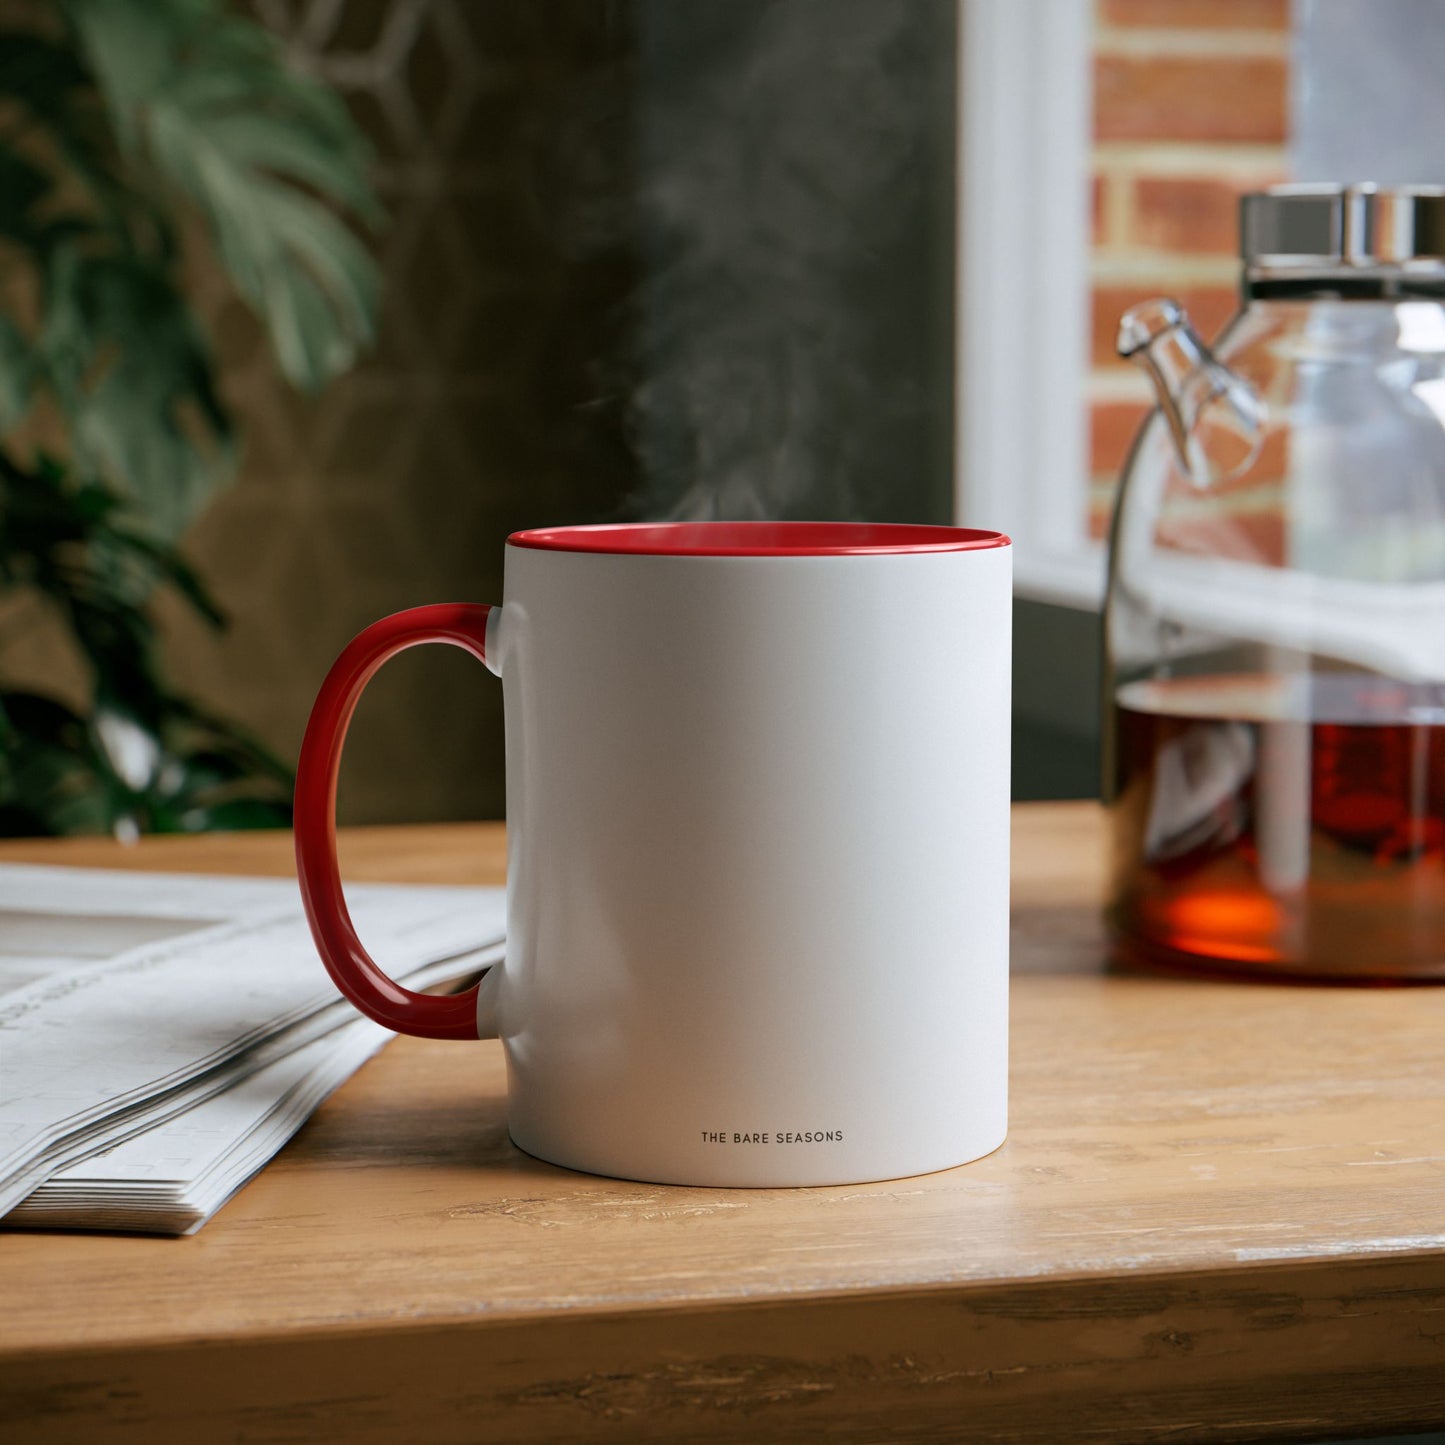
2 803 1443 1444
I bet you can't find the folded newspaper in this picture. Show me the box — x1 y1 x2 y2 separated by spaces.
0 864 505 1235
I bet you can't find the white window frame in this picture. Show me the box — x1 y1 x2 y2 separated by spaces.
955 0 1104 610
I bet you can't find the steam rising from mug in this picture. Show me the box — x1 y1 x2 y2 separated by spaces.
547 1 954 521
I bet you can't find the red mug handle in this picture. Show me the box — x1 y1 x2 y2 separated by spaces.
294 603 497 1040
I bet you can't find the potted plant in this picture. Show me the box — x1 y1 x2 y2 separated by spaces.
0 0 379 836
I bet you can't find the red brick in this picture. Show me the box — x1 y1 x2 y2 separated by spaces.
1090 399 1152 477
1092 175 1108 246
1088 497 1116 542
1134 176 1258 255
1156 508 1286 566
1101 0 1289 28
1095 55 1287 143
1251 426 1287 483
1091 283 1240 369
1211 427 1289 494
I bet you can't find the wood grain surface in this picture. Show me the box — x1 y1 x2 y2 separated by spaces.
2 804 1443 1443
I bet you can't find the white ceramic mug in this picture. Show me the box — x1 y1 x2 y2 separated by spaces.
295 521 1011 1187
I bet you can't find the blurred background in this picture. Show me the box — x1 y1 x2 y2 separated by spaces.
0 0 1430 833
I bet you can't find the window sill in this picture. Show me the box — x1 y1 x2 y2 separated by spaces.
1013 543 1107 611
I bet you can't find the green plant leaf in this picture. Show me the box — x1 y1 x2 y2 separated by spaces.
0 33 89 118
176 797 291 832
64 0 382 392
0 148 51 246
0 454 225 742
166 697 294 783
0 30 159 256
0 676 296 838
0 689 114 836
0 315 32 427
181 107 380 225
106 524 225 626
36 247 234 537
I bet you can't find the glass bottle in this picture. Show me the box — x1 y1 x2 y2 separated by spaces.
1105 184 1445 981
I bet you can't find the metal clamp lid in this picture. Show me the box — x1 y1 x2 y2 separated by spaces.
1241 184 1445 270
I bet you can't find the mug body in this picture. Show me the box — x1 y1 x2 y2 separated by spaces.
493 523 1011 1186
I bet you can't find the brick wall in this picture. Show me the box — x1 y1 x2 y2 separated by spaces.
1088 0 1290 538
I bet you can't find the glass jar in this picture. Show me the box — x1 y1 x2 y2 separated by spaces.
1105 184 1445 981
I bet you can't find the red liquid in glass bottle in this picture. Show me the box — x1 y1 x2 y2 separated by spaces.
1109 674 1445 980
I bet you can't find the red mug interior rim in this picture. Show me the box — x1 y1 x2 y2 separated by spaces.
506 522 1012 556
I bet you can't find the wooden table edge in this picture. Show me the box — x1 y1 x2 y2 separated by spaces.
5 1240 1445 1363
6 1250 1444 1443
